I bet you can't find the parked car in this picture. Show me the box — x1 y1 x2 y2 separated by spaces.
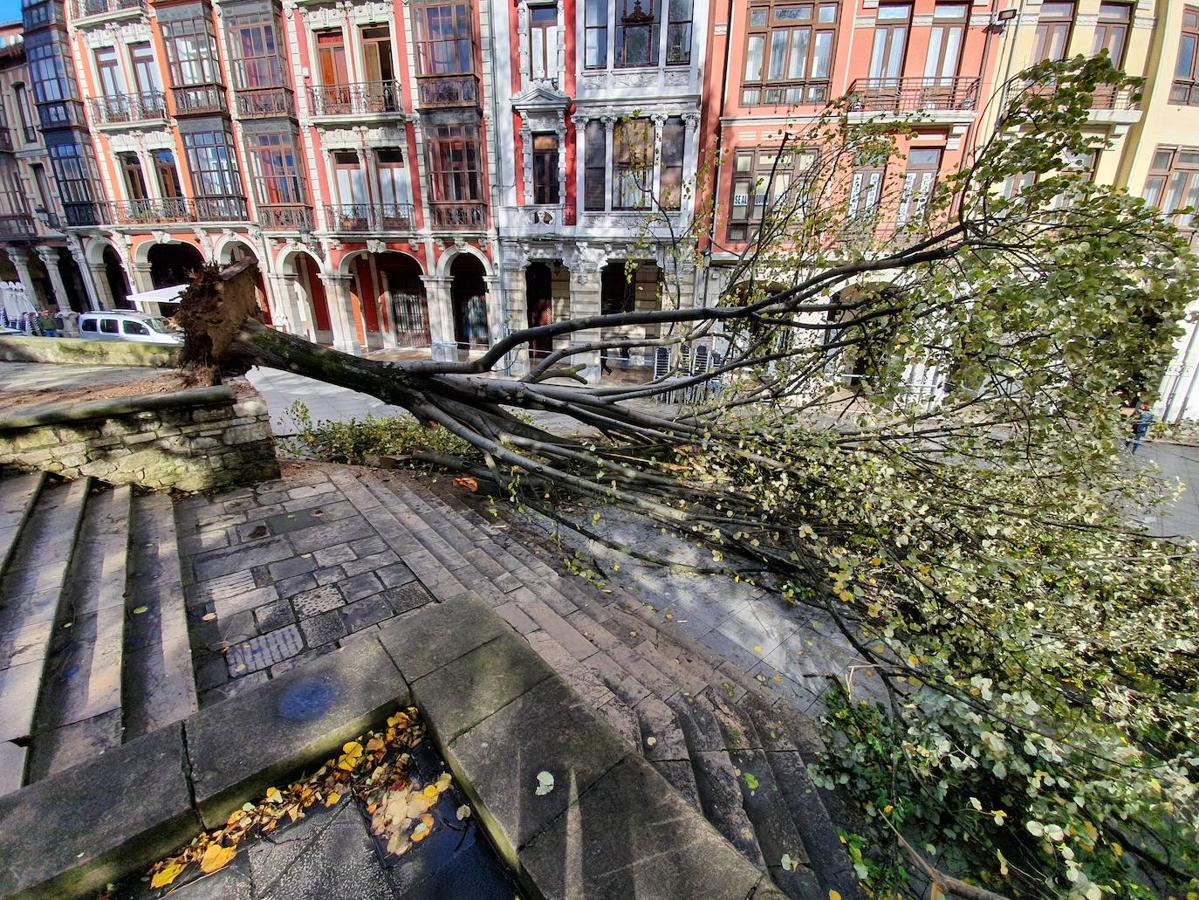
78 311 184 346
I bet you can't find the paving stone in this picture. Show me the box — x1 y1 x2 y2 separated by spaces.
495 601 538 634
225 624 305 676
313 565 344 586
341 549 399 578
0 742 24 799
264 502 357 536
25 709 123 783
649 758 704 813
0 725 196 898
288 517 374 555
520 755 763 900
312 542 356 567
267 555 317 581
300 609 348 648
191 536 293 582
636 695 689 761
187 636 408 828
253 598 296 633
211 585 279 620
381 581 435 615
276 572 318 600
200 671 270 707
348 534 387 557
377 561 416 587
338 594 393 633
691 749 766 868
730 747 808 871
338 571 383 603
377 592 509 685
445 673 628 865
290 584 345 618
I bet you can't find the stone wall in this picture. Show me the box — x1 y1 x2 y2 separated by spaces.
0 381 279 492
0 335 181 368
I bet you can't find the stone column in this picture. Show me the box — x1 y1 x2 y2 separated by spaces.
650 114 666 207
483 273 502 349
35 246 72 312
86 263 116 309
282 273 318 342
423 275 456 362
265 273 295 335
132 263 154 294
7 247 41 311
571 266 603 384
320 273 362 355
602 116 616 213
501 259 530 377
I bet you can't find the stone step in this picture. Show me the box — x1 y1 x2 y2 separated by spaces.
27 486 132 783
122 491 197 740
0 471 45 576
0 477 91 793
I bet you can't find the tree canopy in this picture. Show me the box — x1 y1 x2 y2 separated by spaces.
181 56 1199 898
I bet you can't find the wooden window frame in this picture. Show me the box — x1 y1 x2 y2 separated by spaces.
741 1 838 107
1173 6 1199 106
1092 2 1131 70
583 119 605 210
531 132 560 205
1031 1 1074 64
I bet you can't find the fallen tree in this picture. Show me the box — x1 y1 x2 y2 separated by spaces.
180 57 1199 899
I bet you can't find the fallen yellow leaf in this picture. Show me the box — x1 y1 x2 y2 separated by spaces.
436 772 452 792
325 792 341 807
199 843 236 874
150 862 185 889
422 784 440 802
265 787 281 803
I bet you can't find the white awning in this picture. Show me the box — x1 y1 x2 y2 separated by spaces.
125 284 188 306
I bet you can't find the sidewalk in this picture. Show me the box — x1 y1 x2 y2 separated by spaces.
1131 442 1199 540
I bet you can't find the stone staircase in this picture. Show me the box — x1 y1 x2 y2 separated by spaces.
0 469 197 795
357 467 864 900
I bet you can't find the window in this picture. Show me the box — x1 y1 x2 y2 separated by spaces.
316 30 349 86
427 124 481 202
1031 2 1073 64
1092 2 1131 69
896 147 941 227
155 150 182 198
376 148 410 217
584 120 605 210
333 150 366 205
47 142 98 207
659 117 685 209
742 2 837 106
848 165 884 220
247 132 305 207
226 14 285 90
362 26 396 84
530 5 559 81
869 4 911 80
28 38 73 112
1143 147 1199 234
161 18 222 87
120 153 148 201
726 147 813 240
81 318 97 333
123 320 150 335
925 3 966 82
532 133 559 204
13 84 34 142
94 47 125 98
1173 7 1199 106
585 0 607 68
616 0 658 68
0 161 27 217
129 43 160 95
182 130 243 213
414 1 474 75
666 0 692 65
613 118 653 208
100 318 119 334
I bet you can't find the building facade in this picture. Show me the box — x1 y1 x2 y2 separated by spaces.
12 0 1199 412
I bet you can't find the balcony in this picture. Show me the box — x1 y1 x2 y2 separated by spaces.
235 87 295 119
89 90 167 125
0 214 37 238
429 201 485 230
1089 84 1141 111
62 201 112 227
72 0 144 20
848 77 979 114
261 204 313 231
172 84 228 117
416 74 478 108
308 81 403 118
325 202 415 233
110 196 249 225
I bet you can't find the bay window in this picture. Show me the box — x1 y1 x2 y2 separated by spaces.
161 18 222 86
616 0 658 68
427 124 481 201
414 0 474 75
226 14 286 90
246 132 305 207
613 118 653 209
742 1 836 106
182 129 246 219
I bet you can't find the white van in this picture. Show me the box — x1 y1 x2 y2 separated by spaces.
78 311 184 346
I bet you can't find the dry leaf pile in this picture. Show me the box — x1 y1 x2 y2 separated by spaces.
137 707 457 893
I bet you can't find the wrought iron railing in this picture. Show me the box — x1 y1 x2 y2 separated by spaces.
172 83 228 116
112 196 248 224
416 74 478 107
0 214 36 237
63 201 111 227
260 204 313 231
848 76 980 113
235 87 295 119
73 0 144 18
89 90 167 124
324 202 415 232
308 81 403 117
429 200 486 230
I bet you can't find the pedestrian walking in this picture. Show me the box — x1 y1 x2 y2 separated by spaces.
1125 400 1155 453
